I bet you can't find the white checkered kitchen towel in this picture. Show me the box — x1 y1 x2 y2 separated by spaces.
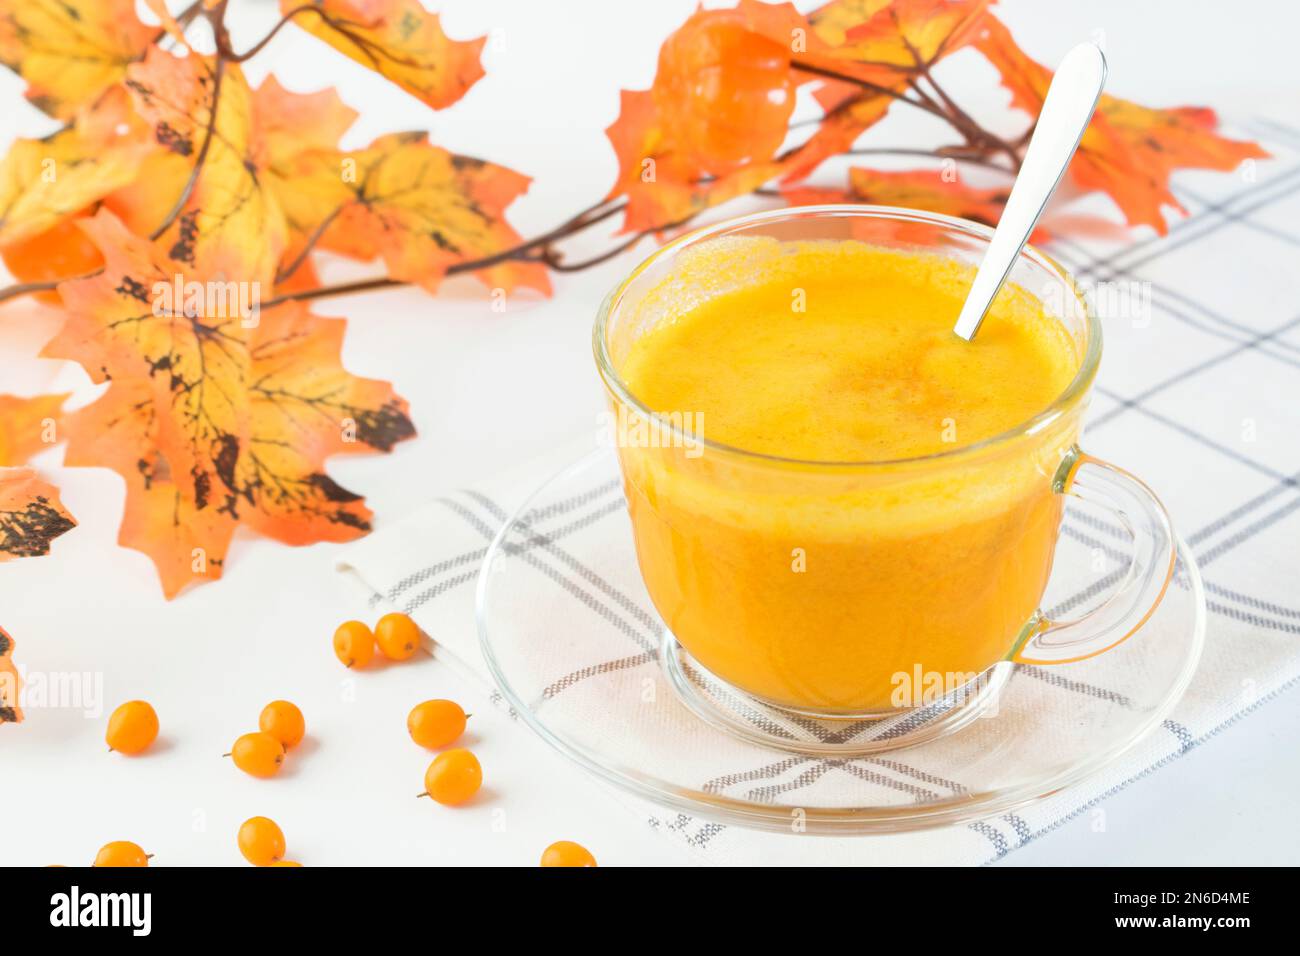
337 116 1300 865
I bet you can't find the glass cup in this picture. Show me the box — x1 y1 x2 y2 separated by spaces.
594 205 1175 717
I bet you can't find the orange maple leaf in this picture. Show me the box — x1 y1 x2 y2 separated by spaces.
239 301 415 545
974 17 1268 232
1 624 20 724
63 379 237 596
833 0 993 78
0 466 75 562
251 75 359 287
41 207 413 596
786 0 995 181
47 211 414 597
281 0 485 111
45 211 251 512
0 393 65 466
253 75 359 168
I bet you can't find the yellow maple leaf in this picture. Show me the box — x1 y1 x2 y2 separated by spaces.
44 211 251 515
124 49 287 285
281 0 485 111
0 0 155 119
0 86 153 248
277 131 550 294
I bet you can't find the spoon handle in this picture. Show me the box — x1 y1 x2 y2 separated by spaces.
952 42 1107 341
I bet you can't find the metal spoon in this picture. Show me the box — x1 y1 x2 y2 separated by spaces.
952 42 1107 341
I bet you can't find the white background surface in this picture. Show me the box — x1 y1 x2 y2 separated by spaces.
1 0 1297 866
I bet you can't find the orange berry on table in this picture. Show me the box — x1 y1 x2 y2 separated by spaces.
333 620 375 669
105 700 159 755
94 841 150 867
375 612 421 661
540 841 597 868
421 748 482 806
237 816 286 867
259 700 305 749
270 860 303 867
228 731 285 778
407 699 468 750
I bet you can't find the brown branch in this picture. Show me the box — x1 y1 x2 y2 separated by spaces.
846 146 1017 173
274 207 345 285
0 268 103 305
149 56 226 240
150 0 203 48
789 60 943 119
0 279 60 305
227 3 318 62
266 197 629 305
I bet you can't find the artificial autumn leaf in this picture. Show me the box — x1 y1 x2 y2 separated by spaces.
251 75 358 279
0 466 75 561
60 305 416 596
0 0 154 119
0 624 20 724
0 393 65 465
786 0 994 182
833 0 992 78
44 211 250 513
62 379 235 597
805 0 889 44
0 87 153 248
253 75 358 166
124 48 287 284
280 131 550 294
974 17 1268 232
239 301 415 545
101 151 194 239
780 83 894 182
281 0 485 111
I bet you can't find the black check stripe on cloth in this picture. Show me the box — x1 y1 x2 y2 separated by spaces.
336 116 1300 865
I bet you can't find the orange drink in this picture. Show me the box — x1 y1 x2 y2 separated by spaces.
596 207 1175 716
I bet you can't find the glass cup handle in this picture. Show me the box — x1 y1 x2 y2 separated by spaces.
1012 447 1177 665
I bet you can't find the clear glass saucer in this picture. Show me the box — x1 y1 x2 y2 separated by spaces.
475 448 1206 834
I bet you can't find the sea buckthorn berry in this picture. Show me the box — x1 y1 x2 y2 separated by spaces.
237 816 286 867
105 700 159 755
333 620 375 669
259 700 305 749
407 699 467 750
94 841 150 867
421 748 482 806
228 731 285 778
375 612 421 661
540 841 597 868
